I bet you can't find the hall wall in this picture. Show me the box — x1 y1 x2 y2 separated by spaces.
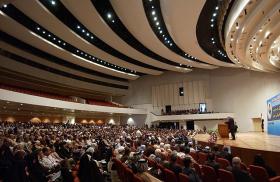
120 68 280 132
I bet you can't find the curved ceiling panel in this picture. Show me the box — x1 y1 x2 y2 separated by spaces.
108 0 216 70
225 0 280 72
0 31 127 82
0 41 128 87
3 3 153 76
0 10 138 80
142 0 210 65
0 49 128 90
60 0 186 73
160 0 236 68
36 0 164 75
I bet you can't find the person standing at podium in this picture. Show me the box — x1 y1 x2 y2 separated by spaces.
227 117 236 140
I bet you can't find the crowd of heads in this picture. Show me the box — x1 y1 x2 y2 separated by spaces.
0 122 277 182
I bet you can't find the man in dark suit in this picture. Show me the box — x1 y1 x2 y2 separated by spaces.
227 117 236 140
168 153 182 176
227 157 253 182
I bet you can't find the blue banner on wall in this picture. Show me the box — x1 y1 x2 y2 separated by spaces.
267 93 280 135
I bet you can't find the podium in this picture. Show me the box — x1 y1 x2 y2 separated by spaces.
218 123 229 138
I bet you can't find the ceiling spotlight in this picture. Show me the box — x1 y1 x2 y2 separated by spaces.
230 38 234 41
42 31 45 34
170 43 173 46
82 29 85 32
154 17 157 21
58 40 61 43
37 27 40 30
156 22 159 26
86 33 89 36
215 6 219 10
91 36 94 39
180 64 182 66
77 25 80 29
212 41 215 43
63 43 66 46
48 34 51 37
3 4 7 8
159 30 162 34
211 24 214 27
211 19 214 22
53 37 56 40
107 13 112 19
152 10 156 15
151 6 154 8
158 27 161 30
51 0 56 5
213 13 217 17
149 0 152 2
112 20 115 23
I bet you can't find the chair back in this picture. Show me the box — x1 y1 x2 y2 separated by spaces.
179 173 189 182
124 167 134 182
218 169 235 182
240 162 248 171
216 158 230 169
176 157 184 167
201 165 217 182
249 165 269 182
198 152 208 165
190 152 199 162
193 162 202 177
164 168 178 182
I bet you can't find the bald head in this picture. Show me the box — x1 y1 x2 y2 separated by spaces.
232 157 241 168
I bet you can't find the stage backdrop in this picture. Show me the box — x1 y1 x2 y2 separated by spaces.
267 93 280 135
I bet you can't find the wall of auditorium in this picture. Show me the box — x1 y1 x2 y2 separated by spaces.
120 68 280 132
0 115 63 123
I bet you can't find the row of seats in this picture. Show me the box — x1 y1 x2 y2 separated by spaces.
143 152 280 182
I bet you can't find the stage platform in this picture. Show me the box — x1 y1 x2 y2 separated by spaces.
194 132 280 152
194 132 280 174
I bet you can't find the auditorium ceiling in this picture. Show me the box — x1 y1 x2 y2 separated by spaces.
0 0 279 97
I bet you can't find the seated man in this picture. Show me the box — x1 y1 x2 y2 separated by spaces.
205 153 220 173
38 147 61 181
167 152 182 176
227 157 253 182
182 157 201 182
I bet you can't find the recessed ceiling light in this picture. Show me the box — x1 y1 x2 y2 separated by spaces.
82 29 85 32
159 30 162 34
91 36 94 39
151 6 154 8
152 10 156 15
77 25 80 29
51 1 56 5
48 34 51 37
211 19 214 22
3 4 7 8
156 22 159 26
231 38 234 41
107 13 112 19
42 31 45 34
112 20 115 23
215 6 219 10
211 24 214 27
86 33 89 36
37 27 40 30
213 13 217 17
154 17 157 21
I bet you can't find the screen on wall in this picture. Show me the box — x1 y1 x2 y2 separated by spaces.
267 93 280 136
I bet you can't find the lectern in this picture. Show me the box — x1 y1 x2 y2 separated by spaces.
218 123 229 138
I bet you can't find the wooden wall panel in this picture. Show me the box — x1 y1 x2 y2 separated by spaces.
193 81 199 104
169 84 174 105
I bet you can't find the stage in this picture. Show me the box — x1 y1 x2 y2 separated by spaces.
194 132 280 174
194 132 280 152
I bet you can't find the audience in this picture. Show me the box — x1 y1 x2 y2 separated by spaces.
0 122 278 182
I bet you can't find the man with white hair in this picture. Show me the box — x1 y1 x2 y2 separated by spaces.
226 157 253 182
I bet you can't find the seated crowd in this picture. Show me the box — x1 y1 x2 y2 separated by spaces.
161 109 213 115
0 122 278 182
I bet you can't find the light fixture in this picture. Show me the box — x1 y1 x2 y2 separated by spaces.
211 19 214 22
156 22 159 26
107 13 112 19
152 10 155 15
215 6 219 10
213 13 217 17
51 0 56 5
211 24 214 27
159 30 162 34
37 27 40 30
77 25 80 29
3 4 7 8
154 17 157 21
